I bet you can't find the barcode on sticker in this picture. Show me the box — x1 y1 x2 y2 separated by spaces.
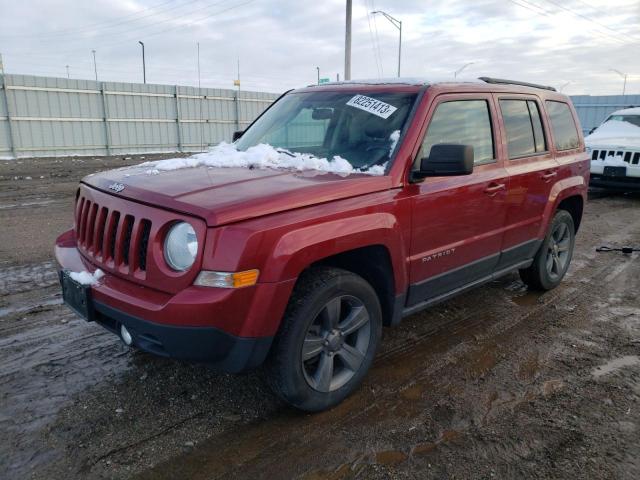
346 95 397 119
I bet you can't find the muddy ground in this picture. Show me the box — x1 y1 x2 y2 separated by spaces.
1 155 639 480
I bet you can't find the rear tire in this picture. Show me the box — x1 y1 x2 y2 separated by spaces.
519 209 575 291
264 267 382 412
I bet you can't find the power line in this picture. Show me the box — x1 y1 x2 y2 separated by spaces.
536 0 640 44
504 0 632 47
364 0 382 77
95 0 256 52
0 0 181 38
371 0 384 77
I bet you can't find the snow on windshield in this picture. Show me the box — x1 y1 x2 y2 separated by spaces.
136 142 387 176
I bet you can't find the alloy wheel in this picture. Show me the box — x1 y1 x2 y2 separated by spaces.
546 222 571 281
301 295 371 392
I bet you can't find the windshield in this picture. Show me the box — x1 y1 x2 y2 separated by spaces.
606 114 640 128
235 90 418 171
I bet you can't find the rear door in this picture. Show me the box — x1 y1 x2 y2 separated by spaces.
495 95 558 270
407 93 509 306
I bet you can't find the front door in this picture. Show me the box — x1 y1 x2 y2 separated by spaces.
407 94 509 306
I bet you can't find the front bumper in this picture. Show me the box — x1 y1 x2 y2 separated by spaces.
91 299 272 372
55 229 295 372
590 174 640 191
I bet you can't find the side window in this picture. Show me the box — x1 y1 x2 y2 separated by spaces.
545 101 580 151
499 99 547 158
421 100 494 165
528 101 546 152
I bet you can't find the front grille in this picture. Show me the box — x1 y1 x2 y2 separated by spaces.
75 197 151 274
591 149 640 165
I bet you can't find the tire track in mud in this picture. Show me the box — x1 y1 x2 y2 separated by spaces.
136 228 639 479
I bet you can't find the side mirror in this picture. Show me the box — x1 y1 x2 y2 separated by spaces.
413 144 474 180
232 130 244 142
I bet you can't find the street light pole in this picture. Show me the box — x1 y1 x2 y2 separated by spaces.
609 69 627 96
138 41 146 84
345 0 352 80
316 66 320 85
454 62 474 79
65 65 70 79
91 50 98 81
371 10 402 77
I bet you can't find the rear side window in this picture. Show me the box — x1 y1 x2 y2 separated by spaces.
421 100 494 165
545 101 580 151
499 99 546 158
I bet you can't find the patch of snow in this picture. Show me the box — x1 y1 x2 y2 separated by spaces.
586 120 640 149
389 130 401 157
135 143 387 176
69 269 104 286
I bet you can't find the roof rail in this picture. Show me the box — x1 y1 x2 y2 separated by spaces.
478 77 557 92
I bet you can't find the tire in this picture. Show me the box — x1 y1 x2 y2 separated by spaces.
264 267 383 412
519 209 575 291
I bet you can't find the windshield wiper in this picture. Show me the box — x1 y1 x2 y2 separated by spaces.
276 148 296 158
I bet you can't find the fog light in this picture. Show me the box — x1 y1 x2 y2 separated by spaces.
120 324 133 346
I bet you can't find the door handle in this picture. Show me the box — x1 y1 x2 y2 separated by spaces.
541 170 558 181
484 183 506 195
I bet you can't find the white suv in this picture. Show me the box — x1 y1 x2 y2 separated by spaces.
586 107 640 190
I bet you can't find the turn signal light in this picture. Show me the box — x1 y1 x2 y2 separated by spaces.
194 269 259 288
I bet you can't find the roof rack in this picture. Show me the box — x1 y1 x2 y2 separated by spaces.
478 77 557 92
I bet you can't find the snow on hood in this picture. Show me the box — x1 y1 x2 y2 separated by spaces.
134 143 387 177
586 120 640 148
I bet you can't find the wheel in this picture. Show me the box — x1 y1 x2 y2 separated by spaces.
519 209 575 291
265 267 382 412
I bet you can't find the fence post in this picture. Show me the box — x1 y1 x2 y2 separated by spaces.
175 85 183 152
100 82 112 156
1 75 18 159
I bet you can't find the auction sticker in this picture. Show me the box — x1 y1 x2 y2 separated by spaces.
346 94 397 119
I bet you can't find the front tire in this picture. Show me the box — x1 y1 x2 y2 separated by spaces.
265 267 382 412
519 209 575 291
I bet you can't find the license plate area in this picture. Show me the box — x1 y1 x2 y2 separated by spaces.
61 270 95 321
603 166 627 177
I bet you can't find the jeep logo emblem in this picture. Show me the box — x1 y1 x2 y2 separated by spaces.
108 182 125 193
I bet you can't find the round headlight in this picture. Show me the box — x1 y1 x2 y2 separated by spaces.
164 222 198 271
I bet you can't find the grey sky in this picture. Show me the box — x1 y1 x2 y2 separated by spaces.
0 0 638 95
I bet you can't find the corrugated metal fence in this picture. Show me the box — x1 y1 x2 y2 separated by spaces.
2 75 637 159
570 94 640 135
0 74 278 159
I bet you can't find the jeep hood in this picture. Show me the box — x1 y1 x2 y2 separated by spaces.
585 120 640 149
83 166 392 226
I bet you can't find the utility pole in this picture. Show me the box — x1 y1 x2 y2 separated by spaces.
344 0 352 80
138 41 146 84
372 10 402 77
65 65 70 79
91 50 98 81
316 66 320 84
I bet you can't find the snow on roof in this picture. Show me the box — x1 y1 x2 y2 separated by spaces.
610 106 640 116
586 119 640 148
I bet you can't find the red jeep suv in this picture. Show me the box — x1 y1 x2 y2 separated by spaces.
55 77 589 411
